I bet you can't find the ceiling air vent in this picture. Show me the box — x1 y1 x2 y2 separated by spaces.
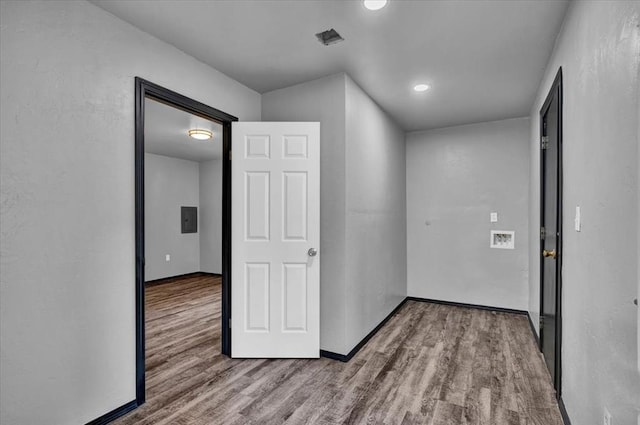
315 28 344 46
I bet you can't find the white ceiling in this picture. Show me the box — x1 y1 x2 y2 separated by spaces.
144 97 223 162
94 0 569 131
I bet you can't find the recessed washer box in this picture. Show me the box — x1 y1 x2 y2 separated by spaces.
490 230 515 249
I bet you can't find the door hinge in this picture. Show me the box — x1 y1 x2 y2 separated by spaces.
541 136 549 150
229 150 232 160
228 318 232 329
539 317 544 330
540 227 546 240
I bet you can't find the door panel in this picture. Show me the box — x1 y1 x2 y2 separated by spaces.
246 135 270 158
246 172 270 240
245 263 270 331
541 94 559 380
282 263 308 331
540 69 563 393
282 172 308 240
232 122 320 358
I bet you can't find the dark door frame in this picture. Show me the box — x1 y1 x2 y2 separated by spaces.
538 67 563 397
134 77 236 404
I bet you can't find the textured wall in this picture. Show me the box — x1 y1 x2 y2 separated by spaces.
199 159 222 274
262 73 348 353
0 1 260 424
262 73 407 355
145 153 200 281
344 75 407 350
527 1 640 423
406 118 530 310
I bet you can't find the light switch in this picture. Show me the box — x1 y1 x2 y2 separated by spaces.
574 206 581 232
490 212 498 223
165 254 171 262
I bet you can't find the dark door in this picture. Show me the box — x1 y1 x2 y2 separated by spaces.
540 68 563 394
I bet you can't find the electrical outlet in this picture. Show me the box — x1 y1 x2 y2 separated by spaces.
165 254 171 262
603 407 612 425
490 212 498 223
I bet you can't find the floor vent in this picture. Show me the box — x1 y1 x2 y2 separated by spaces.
315 28 344 46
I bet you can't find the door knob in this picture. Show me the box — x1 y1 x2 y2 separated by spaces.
542 249 557 259
308 248 318 257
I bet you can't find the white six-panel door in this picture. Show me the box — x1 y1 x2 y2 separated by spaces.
231 122 320 358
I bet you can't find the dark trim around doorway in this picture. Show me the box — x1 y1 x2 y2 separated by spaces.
538 67 563 398
81 78 238 425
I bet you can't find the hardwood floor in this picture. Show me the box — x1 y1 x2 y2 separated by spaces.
114 275 564 425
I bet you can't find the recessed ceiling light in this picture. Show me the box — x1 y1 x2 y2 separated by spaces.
188 129 212 140
414 84 430 92
364 0 388 11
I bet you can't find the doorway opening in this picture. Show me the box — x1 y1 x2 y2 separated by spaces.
539 67 563 397
134 78 236 404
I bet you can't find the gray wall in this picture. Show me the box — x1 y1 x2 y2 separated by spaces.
262 73 348 353
145 155 222 279
406 118 530 310
527 1 640 423
145 153 200 281
262 73 407 355
344 76 407 349
199 159 222 274
0 1 260 424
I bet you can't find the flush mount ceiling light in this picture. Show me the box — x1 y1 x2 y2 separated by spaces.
364 0 388 11
188 129 212 140
414 84 430 92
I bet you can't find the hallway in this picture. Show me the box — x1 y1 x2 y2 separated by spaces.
115 275 563 424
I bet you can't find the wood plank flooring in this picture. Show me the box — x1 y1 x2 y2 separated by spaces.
113 275 564 425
